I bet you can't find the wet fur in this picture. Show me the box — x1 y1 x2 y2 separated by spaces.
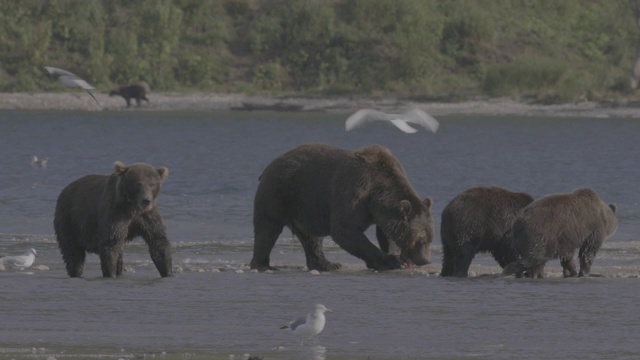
250 143 434 272
440 187 534 277
503 188 617 278
54 161 172 278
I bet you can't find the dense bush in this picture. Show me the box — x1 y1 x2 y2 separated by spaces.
0 0 637 102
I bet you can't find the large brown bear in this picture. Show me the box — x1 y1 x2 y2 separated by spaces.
440 186 534 277
54 161 172 278
250 143 434 272
503 188 617 278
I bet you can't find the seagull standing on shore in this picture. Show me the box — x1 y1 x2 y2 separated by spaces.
345 108 440 134
44 66 100 105
0 248 37 269
281 304 331 341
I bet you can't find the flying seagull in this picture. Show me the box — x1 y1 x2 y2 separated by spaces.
281 304 331 341
44 66 100 105
345 108 440 134
0 248 37 269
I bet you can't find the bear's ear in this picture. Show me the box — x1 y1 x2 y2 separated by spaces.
400 200 412 218
113 161 127 175
157 166 169 180
423 197 432 210
609 204 617 214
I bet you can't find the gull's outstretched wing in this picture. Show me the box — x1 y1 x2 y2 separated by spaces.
401 109 440 133
346 108 439 134
44 66 78 78
44 66 100 105
388 119 418 133
58 75 95 90
45 66 96 90
345 109 393 131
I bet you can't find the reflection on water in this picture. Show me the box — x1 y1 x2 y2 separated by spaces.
2 110 640 359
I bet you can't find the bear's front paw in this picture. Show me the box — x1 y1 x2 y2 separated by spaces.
252 265 280 272
373 255 404 271
314 261 342 272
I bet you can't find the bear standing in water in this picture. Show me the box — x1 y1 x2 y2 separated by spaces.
251 143 434 272
54 161 172 278
109 82 150 107
503 188 617 278
440 186 534 277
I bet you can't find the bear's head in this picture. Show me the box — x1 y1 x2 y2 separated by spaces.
113 161 169 212
394 197 434 267
604 203 618 237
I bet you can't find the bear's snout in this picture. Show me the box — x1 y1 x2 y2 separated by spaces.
139 198 152 210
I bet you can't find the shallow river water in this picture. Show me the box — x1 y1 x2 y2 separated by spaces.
1 109 640 359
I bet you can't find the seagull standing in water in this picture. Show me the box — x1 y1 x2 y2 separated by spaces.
44 66 100 105
281 304 331 342
345 108 440 134
31 155 48 168
0 248 37 269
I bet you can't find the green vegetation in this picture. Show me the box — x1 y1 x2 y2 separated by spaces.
0 0 637 102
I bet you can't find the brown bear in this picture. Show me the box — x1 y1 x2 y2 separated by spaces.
503 188 617 278
109 82 150 107
250 143 434 272
440 186 534 277
54 161 172 278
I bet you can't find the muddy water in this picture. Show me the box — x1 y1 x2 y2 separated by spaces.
1 110 640 359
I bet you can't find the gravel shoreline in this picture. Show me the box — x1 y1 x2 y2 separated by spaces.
1 92 640 118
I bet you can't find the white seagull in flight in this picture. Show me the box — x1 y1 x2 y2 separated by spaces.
44 66 100 105
345 108 440 134
281 304 331 341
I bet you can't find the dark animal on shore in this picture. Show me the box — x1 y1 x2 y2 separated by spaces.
251 143 434 272
440 186 534 277
54 161 172 278
503 188 617 278
109 82 150 107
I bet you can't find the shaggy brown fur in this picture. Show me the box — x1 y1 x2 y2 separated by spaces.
251 143 434 272
503 188 617 278
440 186 534 277
54 161 172 278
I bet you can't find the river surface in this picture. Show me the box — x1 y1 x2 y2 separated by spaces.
1 110 640 360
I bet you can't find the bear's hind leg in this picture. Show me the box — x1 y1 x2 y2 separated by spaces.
578 233 603 277
452 245 477 277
